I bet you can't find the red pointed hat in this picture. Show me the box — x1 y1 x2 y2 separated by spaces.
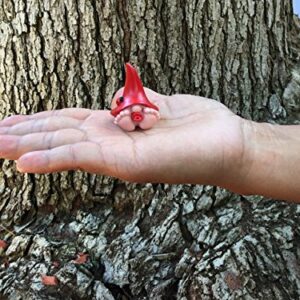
111 63 159 117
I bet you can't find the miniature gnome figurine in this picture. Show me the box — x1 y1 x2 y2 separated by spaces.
111 63 160 131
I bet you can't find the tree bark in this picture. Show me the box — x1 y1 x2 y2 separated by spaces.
0 0 300 299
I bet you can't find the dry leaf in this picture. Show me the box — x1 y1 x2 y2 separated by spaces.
0 240 7 250
41 275 59 286
73 252 88 264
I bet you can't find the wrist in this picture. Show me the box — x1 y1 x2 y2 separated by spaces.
219 118 277 196
234 119 300 201
238 120 275 195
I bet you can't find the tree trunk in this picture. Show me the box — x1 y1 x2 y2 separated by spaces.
0 0 300 299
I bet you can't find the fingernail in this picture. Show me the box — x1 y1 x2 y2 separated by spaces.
17 152 47 173
16 163 25 173
0 136 17 156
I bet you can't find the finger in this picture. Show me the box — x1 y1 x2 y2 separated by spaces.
0 108 91 127
0 129 87 160
0 116 82 136
144 87 167 103
16 142 107 174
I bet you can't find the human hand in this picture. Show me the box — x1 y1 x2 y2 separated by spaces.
0 88 246 188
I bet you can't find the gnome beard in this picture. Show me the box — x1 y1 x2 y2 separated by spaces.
111 63 160 131
113 104 160 131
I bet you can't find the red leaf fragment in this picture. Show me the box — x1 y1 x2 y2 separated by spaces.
0 240 7 250
73 252 88 264
41 275 59 286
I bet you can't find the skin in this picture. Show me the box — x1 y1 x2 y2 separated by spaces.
0 88 299 202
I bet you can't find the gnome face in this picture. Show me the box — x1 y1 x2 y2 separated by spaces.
111 63 159 118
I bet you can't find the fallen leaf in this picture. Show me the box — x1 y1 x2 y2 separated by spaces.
41 275 59 286
73 252 88 264
0 240 7 250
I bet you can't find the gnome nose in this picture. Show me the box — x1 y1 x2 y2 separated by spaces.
131 112 144 122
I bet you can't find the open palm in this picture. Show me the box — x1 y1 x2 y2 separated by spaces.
0 89 245 185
